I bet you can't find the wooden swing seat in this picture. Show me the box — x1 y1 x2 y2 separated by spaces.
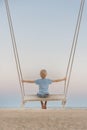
24 94 66 102
21 94 67 107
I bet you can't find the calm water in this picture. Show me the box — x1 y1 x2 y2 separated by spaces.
0 96 87 108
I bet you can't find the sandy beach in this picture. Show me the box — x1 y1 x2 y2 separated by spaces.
0 108 87 130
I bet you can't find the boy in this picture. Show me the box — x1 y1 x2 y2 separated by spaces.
22 69 66 109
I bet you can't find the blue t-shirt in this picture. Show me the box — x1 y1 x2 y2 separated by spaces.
35 78 52 95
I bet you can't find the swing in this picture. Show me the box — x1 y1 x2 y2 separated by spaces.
4 0 85 108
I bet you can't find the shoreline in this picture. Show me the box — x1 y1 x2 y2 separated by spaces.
0 107 87 109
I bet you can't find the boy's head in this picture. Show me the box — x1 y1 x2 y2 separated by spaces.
40 69 47 79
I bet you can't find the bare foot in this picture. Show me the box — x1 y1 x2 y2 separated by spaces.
42 104 46 109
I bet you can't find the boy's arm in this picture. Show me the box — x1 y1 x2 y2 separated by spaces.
22 80 35 83
52 77 66 83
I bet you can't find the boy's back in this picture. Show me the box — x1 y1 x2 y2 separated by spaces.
35 78 52 95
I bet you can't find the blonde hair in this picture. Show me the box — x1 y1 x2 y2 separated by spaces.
40 69 47 78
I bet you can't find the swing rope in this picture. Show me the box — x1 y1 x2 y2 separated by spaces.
64 0 85 97
4 0 25 101
4 0 85 101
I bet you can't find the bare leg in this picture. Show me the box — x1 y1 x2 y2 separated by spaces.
45 101 47 109
45 101 47 105
42 101 47 109
40 101 47 109
40 101 43 108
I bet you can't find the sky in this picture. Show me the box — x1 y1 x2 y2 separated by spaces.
0 0 87 108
